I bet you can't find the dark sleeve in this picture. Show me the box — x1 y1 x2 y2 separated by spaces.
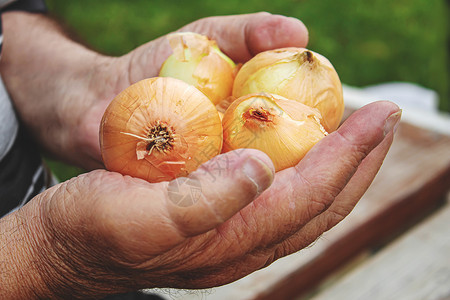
0 125 49 218
1 0 47 13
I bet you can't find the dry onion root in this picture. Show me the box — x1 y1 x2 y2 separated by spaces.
222 93 328 172
232 47 344 132
100 77 223 183
159 32 236 105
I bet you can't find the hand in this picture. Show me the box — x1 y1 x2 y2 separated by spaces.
79 12 309 169
1 12 306 170
2 101 400 298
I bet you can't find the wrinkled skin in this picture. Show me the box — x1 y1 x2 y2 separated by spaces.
0 12 400 299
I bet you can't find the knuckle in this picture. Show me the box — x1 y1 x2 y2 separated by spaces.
321 209 347 232
336 130 372 164
295 171 339 220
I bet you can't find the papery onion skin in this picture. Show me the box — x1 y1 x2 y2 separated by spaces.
159 32 236 105
222 93 328 172
100 77 223 183
232 47 344 132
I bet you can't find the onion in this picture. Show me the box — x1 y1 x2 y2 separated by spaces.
222 93 327 172
100 77 223 183
159 32 236 105
232 48 344 132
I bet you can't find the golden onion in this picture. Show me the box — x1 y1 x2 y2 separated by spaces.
100 77 223 183
159 32 236 105
222 93 328 172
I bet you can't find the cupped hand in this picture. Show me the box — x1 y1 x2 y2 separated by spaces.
15 101 400 298
79 12 308 170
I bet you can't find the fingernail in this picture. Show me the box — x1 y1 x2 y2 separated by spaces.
384 110 402 136
242 156 274 195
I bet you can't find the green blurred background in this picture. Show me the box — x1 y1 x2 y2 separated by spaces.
44 0 450 181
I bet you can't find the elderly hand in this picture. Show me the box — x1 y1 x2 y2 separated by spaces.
2 99 400 298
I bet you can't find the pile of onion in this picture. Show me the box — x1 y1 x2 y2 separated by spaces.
100 34 344 182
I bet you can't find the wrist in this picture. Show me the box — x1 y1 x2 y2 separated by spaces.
0 187 126 299
0 201 53 299
63 53 118 170
0 12 116 170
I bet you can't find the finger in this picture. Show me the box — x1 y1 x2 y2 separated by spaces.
125 13 308 84
272 123 398 258
59 150 273 261
285 101 401 220
181 12 309 62
322 121 399 221
165 149 274 237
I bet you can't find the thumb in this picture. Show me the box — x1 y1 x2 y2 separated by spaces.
166 149 274 237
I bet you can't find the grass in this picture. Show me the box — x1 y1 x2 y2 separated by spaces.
43 0 450 180
46 0 449 110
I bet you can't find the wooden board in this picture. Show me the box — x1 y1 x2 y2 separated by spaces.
309 199 450 300
156 109 450 300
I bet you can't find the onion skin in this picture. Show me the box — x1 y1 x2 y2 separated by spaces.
232 47 344 132
100 77 223 183
222 93 328 172
159 32 236 105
